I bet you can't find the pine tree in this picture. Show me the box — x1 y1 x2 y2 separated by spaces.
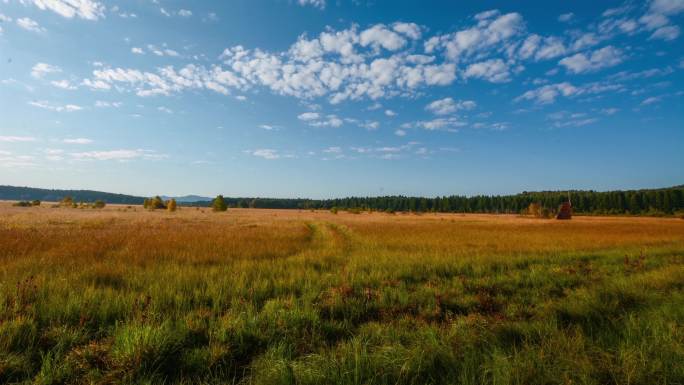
212 195 228 212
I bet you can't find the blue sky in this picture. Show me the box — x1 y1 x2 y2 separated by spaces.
0 0 682 198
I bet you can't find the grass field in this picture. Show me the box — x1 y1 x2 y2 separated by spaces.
1 203 683 384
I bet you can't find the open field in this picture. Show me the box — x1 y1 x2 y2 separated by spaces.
1 203 683 384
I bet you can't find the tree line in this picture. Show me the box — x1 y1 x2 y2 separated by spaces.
188 187 684 216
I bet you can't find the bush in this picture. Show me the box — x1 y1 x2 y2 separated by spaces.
60 196 74 207
12 201 32 207
31 200 41 206
167 199 177 212
92 200 106 209
330 207 339 214
144 196 166 210
212 195 227 212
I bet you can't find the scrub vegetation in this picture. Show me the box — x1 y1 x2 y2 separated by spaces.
1 203 683 384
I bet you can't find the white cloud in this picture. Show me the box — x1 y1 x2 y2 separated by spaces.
0 136 37 142
157 106 173 113
131 47 144 54
394 129 406 136
559 46 623 74
250 149 280 159
649 0 684 16
63 138 92 144
515 82 579 104
322 146 342 153
463 59 511 82
650 25 680 40
359 24 406 51
17 17 44 32
178 9 192 17
298 111 343 127
430 12 525 61
534 37 566 60
26 0 105 20
426 97 476 115
95 100 123 108
412 117 468 131
641 96 661 105
51 79 77 90
28 100 83 112
298 112 320 121
71 149 165 161
298 0 325 9
31 63 61 78
516 79 625 104
385 109 396 116
360 121 379 130
392 22 421 40
558 13 574 22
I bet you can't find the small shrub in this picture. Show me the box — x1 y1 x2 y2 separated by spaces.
167 199 177 212
12 201 32 207
92 200 106 209
60 196 74 207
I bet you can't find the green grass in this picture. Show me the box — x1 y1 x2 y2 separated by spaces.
0 207 683 384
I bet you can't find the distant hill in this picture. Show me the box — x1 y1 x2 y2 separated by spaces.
0 185 145 204
161 195 213 203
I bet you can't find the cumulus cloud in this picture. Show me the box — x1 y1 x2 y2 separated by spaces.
17 17 44 32
558 13 574 22
51 79 77 90
515 82 580 104
298 0 325 9
463 59 511 82
559 46 624 74
425 97 476 115
28 100 83 112
31 63 61 78
641 96 661 105
359 24 407 51
516 80 624 104
298 112 343 127
131 47 144 54
650 25 680 40
177 9 192 17
26 0 105 20
427 11 525 61
392 22 421 40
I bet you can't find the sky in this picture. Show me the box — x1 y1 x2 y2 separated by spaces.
0 0 683 199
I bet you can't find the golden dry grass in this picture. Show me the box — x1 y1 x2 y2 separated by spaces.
1 202 683 384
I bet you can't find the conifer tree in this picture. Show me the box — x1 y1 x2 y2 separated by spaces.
212 195 228 212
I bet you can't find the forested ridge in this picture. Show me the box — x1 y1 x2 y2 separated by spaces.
221 186 684 215
3 185 683 215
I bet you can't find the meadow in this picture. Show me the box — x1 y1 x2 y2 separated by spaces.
1 202 683 384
